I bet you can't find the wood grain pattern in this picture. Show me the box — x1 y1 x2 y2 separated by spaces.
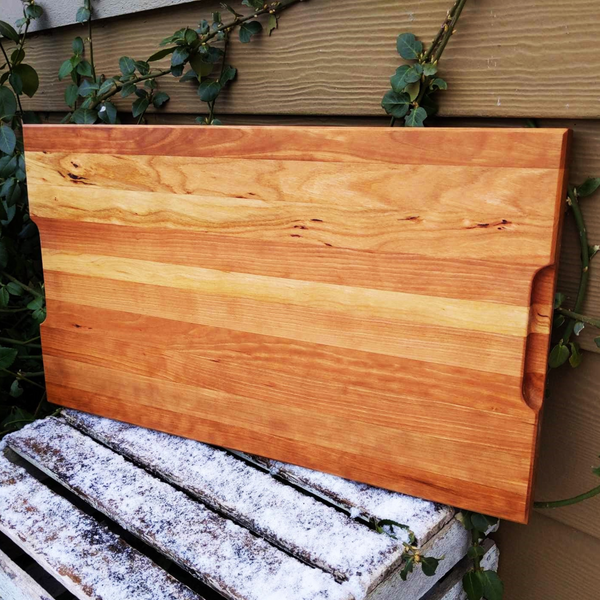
20 0 600 118
24 125 570 522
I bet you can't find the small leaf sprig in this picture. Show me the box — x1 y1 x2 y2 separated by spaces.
59 0 304 125
374 518 442 581
382 0 467 127
457 512 503 600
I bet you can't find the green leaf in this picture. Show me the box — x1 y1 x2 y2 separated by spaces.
26 4 44 19
400 557 414 581
219 64 237 86
404 106 427 127
121 83 137 98
9 72 23 95
6 282 22 296
595 336 600 348
553 314 566 328
27 296 43 311
554 292 565 309
242 0 265 9
11 48 24 65
549 342 570 368
396 33 423 60
171 47 190 67
462 571 484 600
0 86 17 118
9 379 23 398
0 286 8 307
98 101 118 124
148 47 177 62
198 79 222 102
152 92 170 108
420 93 439 117
189 53 214 78
391 64 423 92
58 59 74 80
420 556 439 577
76 60 94 77
577 178 600 198
406 81 420 101
132 96 150 118
381 90 411 118
119 56 136 76
423 63 438 76
239 21 263 43
72 36 84 54
0 21 20 43
480 570 504 600
64 83 78 107
71 107 98 124
76 7 91 23
98 78 116 96
467 545 486 559
78 79 99 97
268 14 278 35
573 321 585 336
0 155 16 179
431 78 448 90
0 346 18 369
0 125 16 155
32 307 46 323
569 342 582 368
470 513 491 533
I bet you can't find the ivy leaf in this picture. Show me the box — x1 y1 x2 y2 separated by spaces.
0 21 20 43
577 178 600 198
239 21 263 43
404 106 427 127
171 47 190 67
569 342 582 368
423 63 438 76
119 56 136 76
0 87 17 119
71 108 98 124
58 59 74 80
77 60 94 77
431 77 448 90
399 557 414 581
148 47 177 62
72 36 84 54
132 96 150 118
98 101 118 124
198 79 222 102
480 570 504 600
0 125 16 155
381 90 411 118
462 571 484 600
420 556 439 577
152 92 170 108
9 379 23 398
78 79 99 97
268 14 278 35
549 342 570 368
219 64 237 86
0 346 18 369
76 7 91 23
391 64 423 92
396 33 423 60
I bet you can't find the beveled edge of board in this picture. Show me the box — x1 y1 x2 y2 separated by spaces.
23 125 571 170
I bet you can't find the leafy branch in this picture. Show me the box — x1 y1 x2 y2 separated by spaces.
382 0 468 127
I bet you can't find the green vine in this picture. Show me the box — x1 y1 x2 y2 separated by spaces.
59 0 303 125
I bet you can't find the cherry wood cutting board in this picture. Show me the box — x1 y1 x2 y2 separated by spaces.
24 125 570 523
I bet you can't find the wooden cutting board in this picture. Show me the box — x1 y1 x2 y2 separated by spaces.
24 125 570 523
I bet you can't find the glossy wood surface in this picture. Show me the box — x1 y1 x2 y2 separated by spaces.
24 125 570 522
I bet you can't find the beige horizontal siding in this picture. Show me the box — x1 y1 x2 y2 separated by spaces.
20 0 600 118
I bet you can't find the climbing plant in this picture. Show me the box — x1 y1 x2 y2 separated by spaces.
59 0 302 125
0 1 49 438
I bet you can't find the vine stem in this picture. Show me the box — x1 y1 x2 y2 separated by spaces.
432 0 468 64
0 369 45 389
0 336 41 347
0 271 43 298
534 484 600 509
561 189 590 343
557 307 600 328
86 0 97 82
